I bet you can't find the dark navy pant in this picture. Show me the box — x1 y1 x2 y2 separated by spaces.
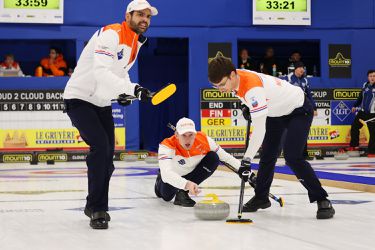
64 99 115 212
156 151 220 201
256 96 328 202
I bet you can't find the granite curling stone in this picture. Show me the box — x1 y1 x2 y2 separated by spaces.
194 194 230 220
334 151 349 160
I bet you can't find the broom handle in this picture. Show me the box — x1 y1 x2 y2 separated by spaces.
364 117 375 123
237 173 247 219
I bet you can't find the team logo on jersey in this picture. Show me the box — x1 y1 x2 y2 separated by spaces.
178 159 186 165
117 49 124 60
251 98 258 108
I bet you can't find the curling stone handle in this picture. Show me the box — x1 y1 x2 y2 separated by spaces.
204 193 220 203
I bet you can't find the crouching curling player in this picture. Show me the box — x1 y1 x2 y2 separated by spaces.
154 117 241 207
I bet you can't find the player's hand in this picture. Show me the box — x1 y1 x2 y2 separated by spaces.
351 107 357 113
134 85 151 102
240 103 251 121
185 181 201 196
313 110 318 116
248 172 257 188
238 158 251 182
117 94 133 106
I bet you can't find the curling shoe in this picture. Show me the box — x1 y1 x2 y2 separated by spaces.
242 196 271 212
154 171 162 198
90 211 109 229
173 189 196 207
84 207 111 221
316 199 335 219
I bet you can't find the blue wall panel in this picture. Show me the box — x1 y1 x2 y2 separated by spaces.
1 0 375 149
42 0 375 28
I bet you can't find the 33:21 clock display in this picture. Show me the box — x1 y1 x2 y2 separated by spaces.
256 0 306 12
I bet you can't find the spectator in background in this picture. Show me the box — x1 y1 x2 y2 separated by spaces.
347 70 375 157
260 47 278 76
281 61 317 160
35 47 67 77
238 49 257 71
0 54 24 76
287 51 302 74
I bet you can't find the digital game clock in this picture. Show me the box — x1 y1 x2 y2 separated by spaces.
253 0 311 25
0 0 63 23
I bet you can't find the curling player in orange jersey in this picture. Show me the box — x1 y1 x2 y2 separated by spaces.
63 0 158 229
155 117 249 207
208 55 335 219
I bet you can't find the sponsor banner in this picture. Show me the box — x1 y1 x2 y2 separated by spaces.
116 151 150 161
329 44 352 78
0 128 125 149
0 151 152 163
2 153 33 163
201 89 237 101
111 103 126 128
311 89 332 100
201 126 250 147
0 90 64 111
0 90 63 103
68 152 87 161
308 125 369 145
333 89 361 100
311 88 361 101
38 153 68 162
331 100 356 125
208 43 232 64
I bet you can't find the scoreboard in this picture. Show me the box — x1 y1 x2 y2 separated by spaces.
200 88 367 158
0 89 126 151
308 88 368 147
200 89 249 148
0 90 64 111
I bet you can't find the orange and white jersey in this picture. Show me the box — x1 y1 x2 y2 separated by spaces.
235 69 305 160
64 21 146 107
236 69 304 118
158 132 240 189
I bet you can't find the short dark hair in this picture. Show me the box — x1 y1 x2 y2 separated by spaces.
208 56 236 83
5 54 14 59
50 47 61 54
367 69 375 76
294 61 305 70
291 50 301 55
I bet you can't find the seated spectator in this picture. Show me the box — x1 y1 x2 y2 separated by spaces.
286 51 303 74
280 61 317 160
260 47 278 76
35 47 67 77
0 54 24 76
238 49 257 71
347 70 375 157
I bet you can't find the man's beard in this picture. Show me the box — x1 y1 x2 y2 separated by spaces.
129 19 148 34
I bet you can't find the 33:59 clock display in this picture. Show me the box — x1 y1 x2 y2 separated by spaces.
4 0 60 9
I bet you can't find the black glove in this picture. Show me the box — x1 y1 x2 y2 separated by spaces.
238 158 251 182
117 94 133 106
134 85 151 102
248 172 257 188
240 103 251 121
